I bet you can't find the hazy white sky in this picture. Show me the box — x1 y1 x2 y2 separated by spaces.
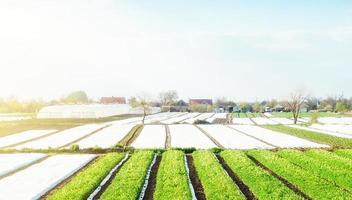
1 0 351 101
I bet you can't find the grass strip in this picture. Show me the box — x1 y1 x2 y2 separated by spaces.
154 150 192 200
335 149 352 160
193 150 245 200
46 153 125 200
304 149 352 171
277 149 352 192
247 150 351 199
221 150 302 200
100 151 154 200
264 125 352 148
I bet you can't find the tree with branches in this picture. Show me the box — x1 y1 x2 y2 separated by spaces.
285 89 307 124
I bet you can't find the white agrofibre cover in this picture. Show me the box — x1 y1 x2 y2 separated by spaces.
232 118 254 125
230 125 328 148
288 125 352 139
270 118 297 125
37 104 131 119
169 125 217 149
161 113 200 124
14 124 106 149
318 117 352 124
206 113 228 123
0 153 47 178
0 130 56 148
143 112 181 124
310 124 352 135
0 154 96 200
0 116 31 122
184 113 214 124
132 125 166 148
198 125 273 149
251 117 279 125
73 124 134 149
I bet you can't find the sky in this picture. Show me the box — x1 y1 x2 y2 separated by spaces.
0 0 351 101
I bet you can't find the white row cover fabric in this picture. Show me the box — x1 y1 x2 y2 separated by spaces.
232 118 255 125
0 154 96 200
132 125 166 148
161 113 200 124
37 104 132 119
288 125 352 139
72 124 134 149
14 124 106 149
205 113 228 123
184 113 214 124
0 116 31 122
251 117 279 125
0 153 47 178
310 124 352 135
168 125 217 149
230 125 329 148
198 125 273 149
318 117 352 124
0 130 56 148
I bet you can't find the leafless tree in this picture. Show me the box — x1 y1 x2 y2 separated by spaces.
159 90 178 111
285 89 308 124
137 94 152 124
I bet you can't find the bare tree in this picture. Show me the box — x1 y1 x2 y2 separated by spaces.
137 94 152 124
159 90 178 111
285 89 307 124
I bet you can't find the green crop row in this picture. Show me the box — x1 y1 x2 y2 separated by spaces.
335 149 352 160
247 150 351 199
220 150 302 200
304 149 352 171
100 151 154 200
154 150 192 200
277 149 352 192
264 125 352 148
192 150 245 200
47 153 125 200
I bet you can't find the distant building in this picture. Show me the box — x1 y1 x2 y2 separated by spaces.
189 99 213 112
189 99 213 106
100 96 126 104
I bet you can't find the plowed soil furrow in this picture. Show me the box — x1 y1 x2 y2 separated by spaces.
142 155 161 200
247 155 312 200
186 155 206 200
216 155 257 200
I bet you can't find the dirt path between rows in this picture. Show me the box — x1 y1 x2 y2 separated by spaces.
216 155 257 200
186 155 206 200
142 155 161 200
247 155 312 200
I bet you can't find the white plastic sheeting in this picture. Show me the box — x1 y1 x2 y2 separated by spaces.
128 107 161 115
310 124 352 135
14 124 107 149
72 124 134 149
232 118 254 125
230 125 328 148
288 125 352 139
0 154 96 200
0 116 31 122
206 113 228 123
270 118 297 125
184 113 214 124
251 117 279 125
37 104 132 119
318 117 352 124
168 125 217 149
132 125 166 148
0 130 57 148
0 153 47 177
161 113 200 124
198 125 273 149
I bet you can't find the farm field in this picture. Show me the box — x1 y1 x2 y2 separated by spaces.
0 149 351 199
